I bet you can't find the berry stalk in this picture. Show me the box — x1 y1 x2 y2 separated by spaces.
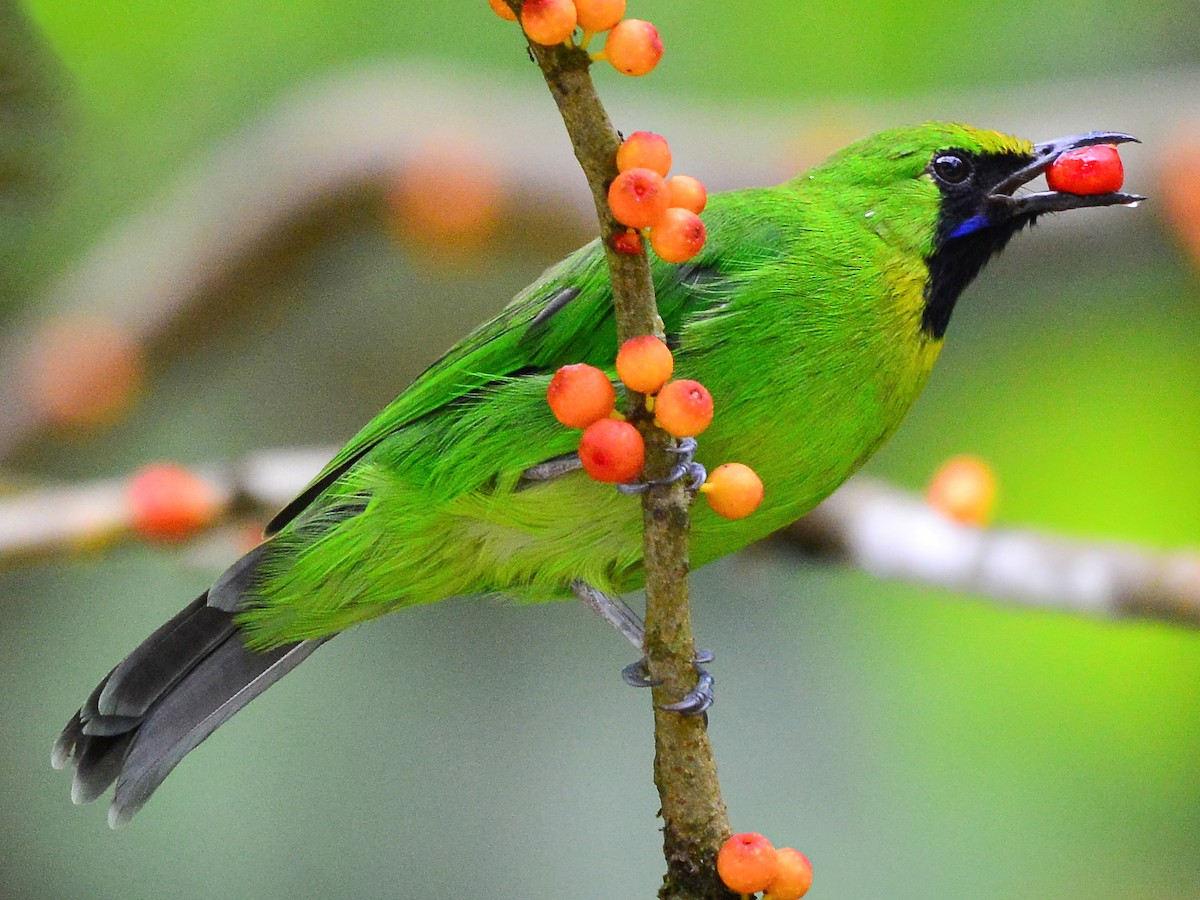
498 3 735 897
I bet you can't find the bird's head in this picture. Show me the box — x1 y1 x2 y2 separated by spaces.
805 123 1142 338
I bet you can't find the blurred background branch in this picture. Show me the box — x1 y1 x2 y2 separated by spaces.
6 449 1198 631
786 478 1200 627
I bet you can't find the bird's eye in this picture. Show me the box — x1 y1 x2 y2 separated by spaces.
932 153 972 185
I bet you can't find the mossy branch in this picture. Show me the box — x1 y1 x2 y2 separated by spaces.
501 5 734 897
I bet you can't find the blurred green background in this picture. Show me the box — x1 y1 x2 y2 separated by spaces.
3 1 1199 897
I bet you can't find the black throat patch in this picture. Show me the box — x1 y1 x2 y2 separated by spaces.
923 220 1024 338
922 151 1033 339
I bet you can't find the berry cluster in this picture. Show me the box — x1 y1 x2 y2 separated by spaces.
608 131 708 263
546 336 763 518
717 832 812 900
1046 144 1124 195
925 454 996 527
489 0 663 77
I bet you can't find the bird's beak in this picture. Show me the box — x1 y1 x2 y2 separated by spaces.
988 131 1144 216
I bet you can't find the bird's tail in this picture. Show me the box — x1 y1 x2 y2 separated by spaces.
52 545 324 828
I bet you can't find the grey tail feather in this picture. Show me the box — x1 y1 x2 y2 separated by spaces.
52 543 328 827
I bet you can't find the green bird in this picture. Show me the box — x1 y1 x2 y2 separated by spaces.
53 123 1139 826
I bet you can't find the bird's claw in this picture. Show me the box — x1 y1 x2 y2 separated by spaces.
669 436 698 458
616 437 707 495
659 668 715 716
621 657 660 687
621 650 716 716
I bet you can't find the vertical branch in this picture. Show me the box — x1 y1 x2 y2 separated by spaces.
502 7 734 897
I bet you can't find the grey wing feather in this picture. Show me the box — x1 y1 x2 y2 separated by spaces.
53 542 327 827
107 635 321 827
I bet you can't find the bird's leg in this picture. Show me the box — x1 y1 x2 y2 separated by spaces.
571 579 646 655
570 579 716 714
517 452 583 488
616 436 707 495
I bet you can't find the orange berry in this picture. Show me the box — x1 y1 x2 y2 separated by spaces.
717 832 779 895
654 378 713 438
666 174 707 214
608 167 670 229
649 207 706 263
616 335 674 394
701 463 763 519
763 848 813 900
616 131 672 177
574 0 625 32
603 18 663 76
547 363 616 428
487 0 517 21
579 418 645 483
926 454 997 526
127 463 220 542
520 0 577 45
612 230 643 255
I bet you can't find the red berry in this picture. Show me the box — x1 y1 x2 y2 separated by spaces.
926 454 997 526
608 167 670 229
701 463 763 519
520 0 577 45
1046 144 1124 195
717 832 779 895
666 174 707 214
617 131 672 178
612 230 643 254
487 0 517 21
127 463 220 542
546 363 616 428
603 18 663 76
649 207 706 263
579 418 645 483
574 0 625 33
616 335 674 394
763 848 813 900
654 378 713 438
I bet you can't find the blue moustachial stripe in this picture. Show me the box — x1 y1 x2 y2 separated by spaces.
948 213 990 239
948 214 990 239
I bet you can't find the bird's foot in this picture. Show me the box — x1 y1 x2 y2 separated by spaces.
619 651 716 716
660 650 716 715
617 437 707 495
571 580 717 714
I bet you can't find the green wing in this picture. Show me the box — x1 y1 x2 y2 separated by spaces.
265 188 786 534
